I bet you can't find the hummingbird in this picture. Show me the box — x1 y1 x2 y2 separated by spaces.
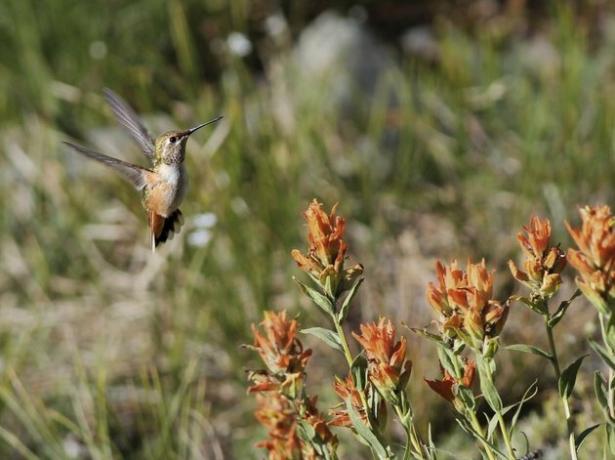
64 88 222 252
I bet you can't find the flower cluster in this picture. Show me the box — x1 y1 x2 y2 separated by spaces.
426 259 508 348
291 200 363 296
329 375 371 427
249 310 312 396
254 393 335 460
509 216 567 299
566 205 615 314
254 393 303 459
248 310 337 458
425 360 476 410
353 318 412 404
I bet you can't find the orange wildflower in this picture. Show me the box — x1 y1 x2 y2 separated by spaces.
249 311 312 395
329 375 368 427
426 259 508 346
291 200 363 294
509 216 566 298
425 360 476 406
353 318 412 403
566 205 615 313
255 393 302 459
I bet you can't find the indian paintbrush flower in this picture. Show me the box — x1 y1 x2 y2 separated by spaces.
426 259 508 349
566 205 615 314
509 216 567 299
249 310 312 396
352 318 412 404
330 375 370 427
248 310 337 459
291 200 363 296
254 392 303 460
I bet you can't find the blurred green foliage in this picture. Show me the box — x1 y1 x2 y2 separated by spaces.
0 0 614 458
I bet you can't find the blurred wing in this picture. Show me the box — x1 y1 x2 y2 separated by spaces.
103 88 155 160
64 141 152 190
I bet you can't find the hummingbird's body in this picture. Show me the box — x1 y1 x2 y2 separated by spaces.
64 89 222 251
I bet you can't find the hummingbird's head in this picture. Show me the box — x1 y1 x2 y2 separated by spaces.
155 116 223 165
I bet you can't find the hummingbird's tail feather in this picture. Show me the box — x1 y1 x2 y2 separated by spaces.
149 209 184 250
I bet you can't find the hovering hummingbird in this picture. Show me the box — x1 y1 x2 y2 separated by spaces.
64 89 222 251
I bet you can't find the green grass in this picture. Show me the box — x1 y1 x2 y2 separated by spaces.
0 1 614 458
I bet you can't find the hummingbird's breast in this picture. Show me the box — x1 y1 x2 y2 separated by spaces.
144 164 187 217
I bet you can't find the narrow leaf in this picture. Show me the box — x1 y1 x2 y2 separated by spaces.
294 278 334 315
351 355 368 392
594 372 609 412
588 339 615 370
407 327 445 345
558 354 587 399
346 398 390 459
487 414 499 442
477 357 502 412
301 327 343 352
437 344 459 379
506 344 552 360
510 380 538 434
548 290 581 328
337 277 364 322
575 423 602 452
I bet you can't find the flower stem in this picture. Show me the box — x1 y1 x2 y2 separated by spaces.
394 400 426 460
545 316 578 460
496 412 515 459
599 313 615 420
468 410 497 460
332 317 375 429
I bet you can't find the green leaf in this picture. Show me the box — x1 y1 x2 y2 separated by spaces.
407 326 445 345
486 414 499 442
437 344 460 379
608 424 615 455
296 419 316 441
456 386 475 411
456 418 506 459
346 398 391 459
548 290 581 328
294 278 334 315
575 423 602 452
510 380 538 434
588 339 615 370
558 354 587 399
477 356 502 412
506 344 552 360
301 327 343 352
337 277 363 322
594 372 609 412
351 355 368 392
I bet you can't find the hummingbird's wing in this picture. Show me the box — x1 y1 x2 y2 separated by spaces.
103 88 156 161
64 141 152 190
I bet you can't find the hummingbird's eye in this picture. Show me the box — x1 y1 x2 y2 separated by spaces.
169 136 176 143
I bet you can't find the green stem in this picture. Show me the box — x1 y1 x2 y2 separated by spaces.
393 403 425 460
545 317 578 460
599 313 615 420
468 410 497 460
332 317 376 431
496 412 515 459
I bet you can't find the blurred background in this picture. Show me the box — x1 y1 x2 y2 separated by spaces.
1 0 615 458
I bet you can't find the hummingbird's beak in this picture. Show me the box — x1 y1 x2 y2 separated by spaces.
182 116 224 137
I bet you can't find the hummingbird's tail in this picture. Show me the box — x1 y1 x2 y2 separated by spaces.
149 209 184 252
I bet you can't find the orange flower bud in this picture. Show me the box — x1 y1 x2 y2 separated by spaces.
292 200 363 296
426 259 506 347
511 215 566 299
566 205 615 313
353 318 412 403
